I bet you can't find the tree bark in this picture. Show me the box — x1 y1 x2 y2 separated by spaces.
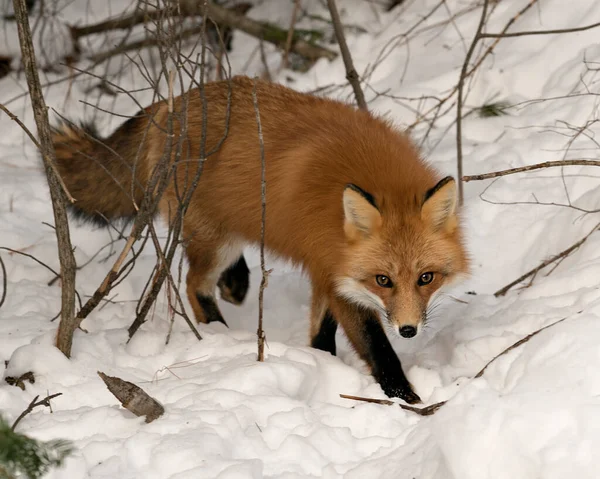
12 0 78 357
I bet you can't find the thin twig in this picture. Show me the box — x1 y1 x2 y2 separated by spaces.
326 0 367 110
80 0 336 65
340 314 574 415
0 254 6 310
12 0 77 358
456 0 489 206
11 393 62 431
0 103 75 203
463 159 600 182
339 394 446 416
252 77 269 362
474 317 569 378
0 247 60 280
280 0 301 71
480 20 600 38
495 221 600 297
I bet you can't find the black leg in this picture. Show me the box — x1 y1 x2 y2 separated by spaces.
362 313 421 404
311 309 338 356
217 254 250 305
196 293 228 327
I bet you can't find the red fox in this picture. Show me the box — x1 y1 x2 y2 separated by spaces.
51 76 469 403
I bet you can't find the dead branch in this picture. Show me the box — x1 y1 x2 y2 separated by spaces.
0 254 6 310
252 77 268 362
339 394 446 416
495 221 600 297
11 393 62 431
325 0 367 110
474 317 569 378
280 0 301 71
76 64 180 330
463 159 600 182
73 1 336 65
98 372 164 423
480 20 600 39
455 0 490 206
128 3 215 340
0 103 75 203
12 0 77 358
5 371 35 391
340 315 575 415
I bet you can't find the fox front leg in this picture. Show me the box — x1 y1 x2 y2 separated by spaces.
330 296 422 404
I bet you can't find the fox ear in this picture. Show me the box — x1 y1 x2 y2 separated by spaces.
343 184 382 239
421 176 457 232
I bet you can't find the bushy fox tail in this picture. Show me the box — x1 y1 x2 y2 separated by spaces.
51 117 147 226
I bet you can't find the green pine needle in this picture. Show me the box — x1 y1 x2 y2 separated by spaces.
477 101 510 118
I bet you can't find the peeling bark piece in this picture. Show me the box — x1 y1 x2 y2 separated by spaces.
98 371 164 423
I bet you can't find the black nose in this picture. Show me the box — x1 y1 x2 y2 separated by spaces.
399 325 417 338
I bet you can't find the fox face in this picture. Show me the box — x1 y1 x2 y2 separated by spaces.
334 177 469 338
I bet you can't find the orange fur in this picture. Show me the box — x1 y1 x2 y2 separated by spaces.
51 76 470 400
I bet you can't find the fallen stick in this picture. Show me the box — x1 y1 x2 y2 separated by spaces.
494 221 600 297
72 1 336 65
339 394 445 416
11 393 62 431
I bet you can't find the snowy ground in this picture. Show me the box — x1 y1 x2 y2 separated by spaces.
2 0 600 478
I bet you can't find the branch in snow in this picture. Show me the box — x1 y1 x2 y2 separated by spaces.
339 394 446 416
252 77 269 362
325 0 368 111
11 393 62 432
11 0 78 358
474 316 570 379
494 221 600 297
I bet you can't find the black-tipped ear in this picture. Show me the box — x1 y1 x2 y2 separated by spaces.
343 184 381 239
421 176 457 231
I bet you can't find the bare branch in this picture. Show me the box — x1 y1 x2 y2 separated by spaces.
12 0 77 358
326 0 367 110
480 21 600 39
252 77 268 362
495 221 600 297
474 317 569 378
0 103 75 203
280 0 301 71
11 393 63 431
456 0 490 206
77 1 336 65
0 254 6 310
463 159 600 182
339 394 446 416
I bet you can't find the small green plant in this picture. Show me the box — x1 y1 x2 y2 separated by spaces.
0 416 74 479
476 101 510 118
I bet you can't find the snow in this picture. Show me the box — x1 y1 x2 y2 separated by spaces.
2 0 600 477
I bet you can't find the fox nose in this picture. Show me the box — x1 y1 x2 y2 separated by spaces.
399 325 417 338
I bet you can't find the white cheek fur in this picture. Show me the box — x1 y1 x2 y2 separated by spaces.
334 277 387 314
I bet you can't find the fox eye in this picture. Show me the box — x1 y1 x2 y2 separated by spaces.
418 272 434 286
376 275 393 288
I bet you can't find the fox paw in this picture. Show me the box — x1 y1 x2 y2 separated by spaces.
381 381 422 405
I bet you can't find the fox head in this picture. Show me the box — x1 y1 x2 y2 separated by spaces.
334 176 469 339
